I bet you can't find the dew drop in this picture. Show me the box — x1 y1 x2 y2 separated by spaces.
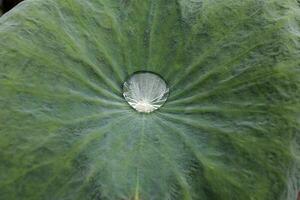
123 72 169 113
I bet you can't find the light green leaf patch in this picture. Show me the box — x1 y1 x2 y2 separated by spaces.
0 0 299 199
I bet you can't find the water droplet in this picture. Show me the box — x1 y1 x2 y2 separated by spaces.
123 72 169 113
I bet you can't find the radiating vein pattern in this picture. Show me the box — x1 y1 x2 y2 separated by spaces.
0 0 299 200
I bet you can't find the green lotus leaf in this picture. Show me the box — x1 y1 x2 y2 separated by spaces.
0 0 299 199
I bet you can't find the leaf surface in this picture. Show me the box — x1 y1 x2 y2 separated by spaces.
0 0 299 199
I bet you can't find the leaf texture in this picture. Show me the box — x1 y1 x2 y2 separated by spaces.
0 0 299 199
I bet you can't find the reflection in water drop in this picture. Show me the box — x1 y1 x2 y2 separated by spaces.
123 72 169 113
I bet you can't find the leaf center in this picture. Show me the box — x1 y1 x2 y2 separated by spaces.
122 71 169 113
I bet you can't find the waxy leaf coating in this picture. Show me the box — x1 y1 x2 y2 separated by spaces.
0 0 299 199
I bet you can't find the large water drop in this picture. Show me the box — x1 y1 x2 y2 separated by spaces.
123 72 169 113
